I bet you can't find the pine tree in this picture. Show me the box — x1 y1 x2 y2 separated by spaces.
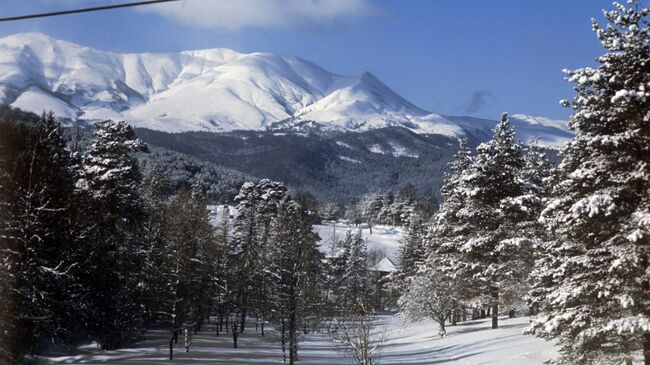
156 187 216 353
527 3 650 364
230 182 260 332
341 231 372 314
432 117 541 329
398 215 426 280
187 185 218 332
0 111 83 361
255 179 288 329
460 113 539 329
360 193 383 234
212 205 232 336
79 119 149 349
267 195 323 365
426 138 476 309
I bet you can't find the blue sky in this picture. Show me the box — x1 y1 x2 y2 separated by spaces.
0 0 614 120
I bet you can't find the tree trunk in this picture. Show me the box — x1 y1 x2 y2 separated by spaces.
232 323 238 348
641 255 650 365
281 318 287 363
480 309 486 319
643 333 650 365
508 308 515 318
169 333 176 360
451 310 457 326
491 287 498 329
240 308 247 333
289 284 298 365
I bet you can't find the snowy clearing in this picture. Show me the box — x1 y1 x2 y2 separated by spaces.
314 222 405 261
42 316 554 365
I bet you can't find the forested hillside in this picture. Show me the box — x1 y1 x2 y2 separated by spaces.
135 127 461 202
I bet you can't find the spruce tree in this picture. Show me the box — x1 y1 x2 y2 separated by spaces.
527 3 650 363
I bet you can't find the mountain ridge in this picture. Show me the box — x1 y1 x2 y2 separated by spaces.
0 32 572 147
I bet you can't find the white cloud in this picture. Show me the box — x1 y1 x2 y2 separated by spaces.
142 0 379 31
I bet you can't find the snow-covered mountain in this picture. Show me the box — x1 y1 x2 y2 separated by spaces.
0 32 572 147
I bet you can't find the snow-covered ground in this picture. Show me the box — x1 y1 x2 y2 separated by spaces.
42 315 555 364
379 316 556 365
208 208 406 263
314 222 405 261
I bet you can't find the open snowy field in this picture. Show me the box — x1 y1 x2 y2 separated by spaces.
42 315 555 365
314 222 405 261
209 206 406 262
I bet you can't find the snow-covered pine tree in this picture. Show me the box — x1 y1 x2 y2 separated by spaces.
426 137 476 307
344 202 363 227
267 195 323 365
527 3 650 364
462 113 541 328
213 205 232 335
434 116 540 329
323 230 353 321
341 231 373 314
521 141 553 198
0 110 16 363
427 137 472 256
187 184 218 332
80 120 147 206
230 181 260 332
360 193 383 234
517 141 553 317
407 138 476 331
377 192 395 225
0 111 82 362
319 201 340 222
399 215 426 280
79 119 149 349
254 179 289 328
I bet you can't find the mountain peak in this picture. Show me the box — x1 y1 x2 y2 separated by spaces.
0 33 571 148
1 31 54 43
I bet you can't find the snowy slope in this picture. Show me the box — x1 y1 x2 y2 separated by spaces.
0 33 572 147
